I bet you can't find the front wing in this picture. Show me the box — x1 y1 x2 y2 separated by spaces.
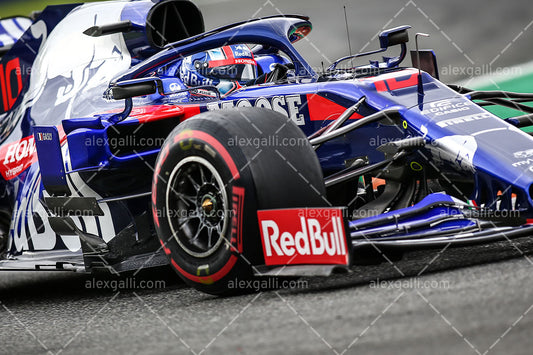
255 193 533 276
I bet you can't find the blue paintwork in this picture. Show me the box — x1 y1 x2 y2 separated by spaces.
33 126 68 194
350 193 458 229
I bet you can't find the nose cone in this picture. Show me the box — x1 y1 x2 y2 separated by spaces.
409 97 533 210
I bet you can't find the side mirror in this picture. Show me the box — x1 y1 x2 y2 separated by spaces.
327 25 411 71
411 49 439 79
103 77 221 124
103 78 161 124
105 77 221 100
105 79 160 100
378 25 410 49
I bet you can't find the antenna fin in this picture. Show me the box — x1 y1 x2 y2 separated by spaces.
343 6 352 57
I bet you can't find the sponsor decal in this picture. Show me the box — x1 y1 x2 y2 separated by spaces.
204 94 361 125
181 70 214 87
234 44 250 52
232 44 252 57
436 112 491 128
230 186 245 253
0 136 37 180
512 158 533 168
169 82 181 92
233 58 256 65
422 99 472 117
36 132 53 141
0 126 66 180
513 149 533 159
207 94 306 125
257 208 349 266
193 88 218 98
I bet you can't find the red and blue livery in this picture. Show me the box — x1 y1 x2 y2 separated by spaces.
1 0 533 295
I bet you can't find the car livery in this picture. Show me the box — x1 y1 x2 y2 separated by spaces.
0 0 533 295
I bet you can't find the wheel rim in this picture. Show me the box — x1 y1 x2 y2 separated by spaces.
165 156 229 258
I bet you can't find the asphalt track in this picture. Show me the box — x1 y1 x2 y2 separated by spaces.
1 239 533 355
2 0 533 354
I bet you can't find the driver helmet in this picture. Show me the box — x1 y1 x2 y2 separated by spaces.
179 44 257 95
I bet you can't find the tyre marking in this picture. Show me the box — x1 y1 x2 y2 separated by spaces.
231 186 245 253
197 264 209 276
170 255 238 284
173 129 240 180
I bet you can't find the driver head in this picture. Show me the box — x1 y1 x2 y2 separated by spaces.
179 44 258 95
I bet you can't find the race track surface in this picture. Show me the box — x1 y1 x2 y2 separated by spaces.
2 0 533 354
1 239 533 354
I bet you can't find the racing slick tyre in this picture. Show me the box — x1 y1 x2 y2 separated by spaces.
152 108 326 295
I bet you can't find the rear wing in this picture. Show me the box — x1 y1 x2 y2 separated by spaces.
0 17 32 57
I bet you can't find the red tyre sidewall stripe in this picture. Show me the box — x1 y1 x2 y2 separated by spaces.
154 129 243 284
159 239 171 255
172 130 240 180
171 255 238 283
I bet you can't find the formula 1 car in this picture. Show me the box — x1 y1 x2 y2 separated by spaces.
1 0 533 295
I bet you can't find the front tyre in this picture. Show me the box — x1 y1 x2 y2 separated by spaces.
152 108 326 295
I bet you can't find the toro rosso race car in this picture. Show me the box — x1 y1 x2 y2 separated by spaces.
1 0 533 295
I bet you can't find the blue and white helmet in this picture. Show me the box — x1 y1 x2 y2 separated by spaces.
179 44 258 95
